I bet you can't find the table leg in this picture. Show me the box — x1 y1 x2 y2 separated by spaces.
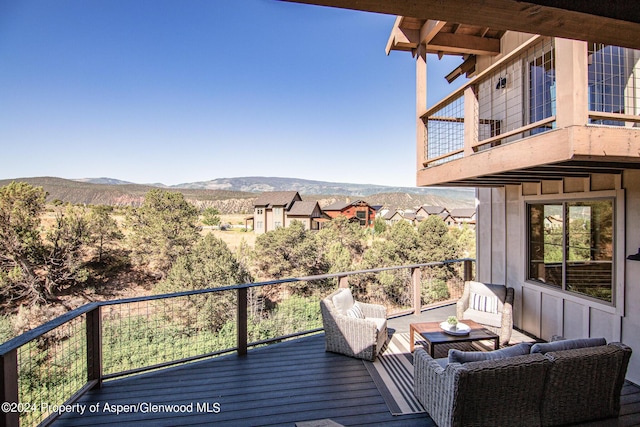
493 337 499 350
410 327 415 352
429 343 435 358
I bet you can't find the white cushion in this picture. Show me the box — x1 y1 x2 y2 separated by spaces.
346 302 365 319
369 317 387 332
463 308 502 328
332 288 354 315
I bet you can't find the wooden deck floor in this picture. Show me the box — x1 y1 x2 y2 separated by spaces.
54 305 640 427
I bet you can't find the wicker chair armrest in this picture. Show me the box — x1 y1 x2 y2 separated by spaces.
334 313 379 336
413 347 458 427
501 290 513 324
457 282 471 319
357 301 387 319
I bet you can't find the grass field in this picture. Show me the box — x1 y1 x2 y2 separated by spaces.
203 213 256 250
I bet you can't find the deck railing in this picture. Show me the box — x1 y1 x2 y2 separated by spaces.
0 258 474 427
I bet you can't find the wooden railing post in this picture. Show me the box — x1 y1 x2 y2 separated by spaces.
237 287 248 356
412 267 422 315
463 85 479 156
1 348 19 427
338 275 349 289
86 305 102 389
463 260 474 282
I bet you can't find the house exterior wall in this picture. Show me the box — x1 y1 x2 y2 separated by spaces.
476 31 537 72
254 206 287 235
477 170 640 384
286 217 312 230
254 208 267 234
325 204 376 227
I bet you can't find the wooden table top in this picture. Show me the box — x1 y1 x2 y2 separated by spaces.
410 320 498 345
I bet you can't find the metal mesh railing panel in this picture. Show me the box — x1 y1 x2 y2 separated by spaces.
16 314 87 426
477 38 556 150
425 94 465 166
588 43 640 126
246 282 325 344
348 269 414 315
101 290 237 376
420 262 467 307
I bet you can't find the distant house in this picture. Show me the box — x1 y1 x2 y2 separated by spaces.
449 208 477 227
250 191 327 234
322 199 376 228
382 209 417 226
286 200 329 231
415 205 449 222
382 209 402 225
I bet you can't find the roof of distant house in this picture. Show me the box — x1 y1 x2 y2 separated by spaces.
383 210 400 220
420 205 448 215
287 201 320 216
322 200 349 211
450 208 477 218
253 191 301 208
322 199 372 211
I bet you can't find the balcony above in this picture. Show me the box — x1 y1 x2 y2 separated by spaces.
418 126 640 187
416 37 640 187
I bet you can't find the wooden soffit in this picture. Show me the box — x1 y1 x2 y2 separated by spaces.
385 16 502 57
281 0 640 51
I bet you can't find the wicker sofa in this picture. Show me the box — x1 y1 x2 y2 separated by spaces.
320 288 387 361
414 339 632 427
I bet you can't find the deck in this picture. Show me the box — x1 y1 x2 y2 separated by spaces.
54 305 640 427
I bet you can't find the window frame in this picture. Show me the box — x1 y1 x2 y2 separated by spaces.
523 189 625 314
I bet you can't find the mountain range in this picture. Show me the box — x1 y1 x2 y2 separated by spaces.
78 176 474 199
0 176 475 214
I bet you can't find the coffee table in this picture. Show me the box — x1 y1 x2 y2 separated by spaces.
409 320 499 357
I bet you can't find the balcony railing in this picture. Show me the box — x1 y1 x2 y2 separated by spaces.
0 258 474 427
421 36 640 168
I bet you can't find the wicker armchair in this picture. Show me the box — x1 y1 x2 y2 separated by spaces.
457 281 514 346
320 288 387 361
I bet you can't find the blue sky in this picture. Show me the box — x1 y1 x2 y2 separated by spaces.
0 0 465 187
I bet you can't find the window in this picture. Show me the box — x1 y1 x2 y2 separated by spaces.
256 208 263 215
356 210 367 226
527 199 613 303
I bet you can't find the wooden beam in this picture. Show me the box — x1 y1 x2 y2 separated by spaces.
445 55 476 83
420 20 446 45
280 0 640 50
426 32 501 56
386 16 422 54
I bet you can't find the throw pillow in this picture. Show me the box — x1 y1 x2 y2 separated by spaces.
332 288 354 315
530 337 607 354
448 342 533 364
470 291 498 314
346 302 365 319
